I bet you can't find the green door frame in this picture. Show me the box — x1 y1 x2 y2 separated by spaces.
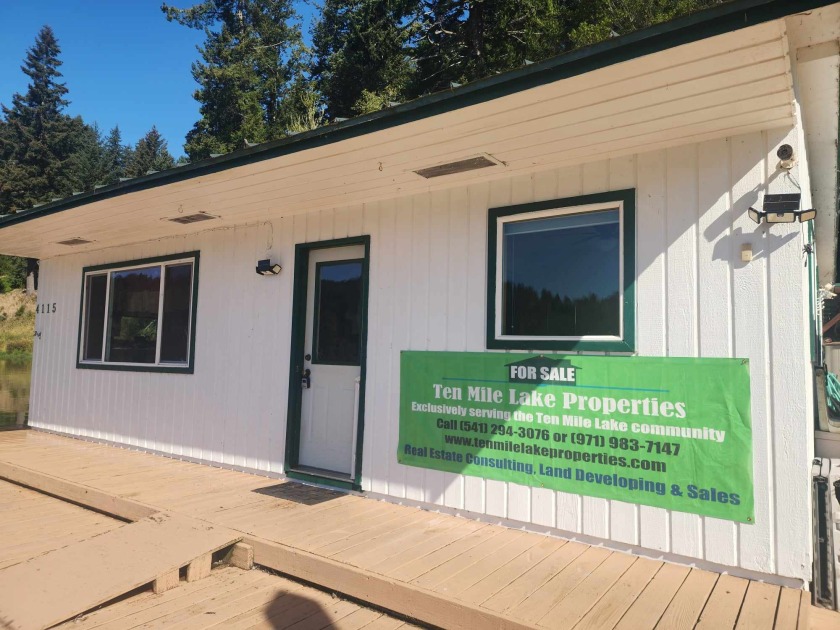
284 235 370 491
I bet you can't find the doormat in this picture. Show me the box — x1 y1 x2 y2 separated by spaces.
252 482 343 506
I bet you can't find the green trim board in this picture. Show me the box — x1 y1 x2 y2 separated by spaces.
311 258 365 366
285 236 371 491
75 251 200 374
486 189 636 352
0 0 833 234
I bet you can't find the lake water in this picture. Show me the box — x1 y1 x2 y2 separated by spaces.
0 358 31 429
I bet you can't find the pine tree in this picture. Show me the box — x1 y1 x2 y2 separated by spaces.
162 0 310 160
125 127 175 178
566 0 727 48
101 125 132 185
0 25 87 213
313 0 417 119
0 25 94 292
409 0 727 97
71 123 110 191
411 0 567 97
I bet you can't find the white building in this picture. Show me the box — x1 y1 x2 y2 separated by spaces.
1 0 838 589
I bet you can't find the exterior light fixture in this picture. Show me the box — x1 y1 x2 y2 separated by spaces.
748 193 816 224
256 259 282 276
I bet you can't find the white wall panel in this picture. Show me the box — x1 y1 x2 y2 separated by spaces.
30 126 812 581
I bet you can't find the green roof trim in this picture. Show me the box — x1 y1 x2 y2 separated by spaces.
0 0 834 231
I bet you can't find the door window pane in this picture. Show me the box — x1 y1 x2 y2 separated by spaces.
160 263 193 363
83 274 107 360
106 266 161 364
502 209 620 337
314 260 363 365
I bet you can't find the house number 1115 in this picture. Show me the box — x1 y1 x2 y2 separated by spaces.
36 303 56 314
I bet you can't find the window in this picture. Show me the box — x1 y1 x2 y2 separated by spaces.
312 260 364 365
487 190 635 352
78 252 199 372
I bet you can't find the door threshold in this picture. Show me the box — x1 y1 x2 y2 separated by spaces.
287 466 358 491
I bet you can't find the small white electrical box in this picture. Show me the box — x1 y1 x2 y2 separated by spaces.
741 244 753 262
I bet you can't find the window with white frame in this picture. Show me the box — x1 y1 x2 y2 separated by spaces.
487 191 635 352
78 253 199 371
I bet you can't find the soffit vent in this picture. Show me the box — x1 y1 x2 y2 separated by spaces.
56 238 93 246
167 212 219 225
413 155 500 179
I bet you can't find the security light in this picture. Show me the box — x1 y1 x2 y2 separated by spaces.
777 144 794 161
776 144 795 170
256 259 282 276
799 209 817 222
747 193 816 224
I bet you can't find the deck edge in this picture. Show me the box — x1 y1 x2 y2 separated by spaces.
0 460 157 521
244 534 539 630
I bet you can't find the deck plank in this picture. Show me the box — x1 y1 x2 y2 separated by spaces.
0 480 124 570
388 522 502 583
433 531 542 597
323 608 386 630
308 505 422 554
773 587 801 630
510 546 613 623
364 518 487 576
328 512 440 564
573 557 663 630
613 562 691 630
695 573 750 629
808 604 840 630
338 514 463 570
735 581 780 629
454 536 567 606
654 569 719 630
482 540 589 613
56 567 413 630
537 552 637 629
66 568 263 629
0 512 242 630
410 526 521 591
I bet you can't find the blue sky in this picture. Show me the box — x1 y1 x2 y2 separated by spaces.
0 1 317 158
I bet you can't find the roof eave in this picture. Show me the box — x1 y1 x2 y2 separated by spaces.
0 0 833 231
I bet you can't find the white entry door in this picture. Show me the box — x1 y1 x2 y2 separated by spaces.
298 245 365 477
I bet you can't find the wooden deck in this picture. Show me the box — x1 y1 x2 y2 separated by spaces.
0 430 832 629
0 478 124 571
53 566 419 630
0 479 415 630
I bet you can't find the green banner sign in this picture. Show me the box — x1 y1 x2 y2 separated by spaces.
398 351 754 523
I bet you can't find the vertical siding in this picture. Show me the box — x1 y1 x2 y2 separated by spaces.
29 128 811 581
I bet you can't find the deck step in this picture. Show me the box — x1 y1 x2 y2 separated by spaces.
0 512 241 630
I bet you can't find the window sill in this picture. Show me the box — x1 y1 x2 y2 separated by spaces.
76 362 194 374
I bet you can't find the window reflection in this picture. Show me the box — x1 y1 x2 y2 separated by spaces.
502 209 620 337
160 264 193 363
106 266 161 364
83 274 107 360
315 261 363 365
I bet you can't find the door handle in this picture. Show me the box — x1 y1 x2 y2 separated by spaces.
302 368 311 389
